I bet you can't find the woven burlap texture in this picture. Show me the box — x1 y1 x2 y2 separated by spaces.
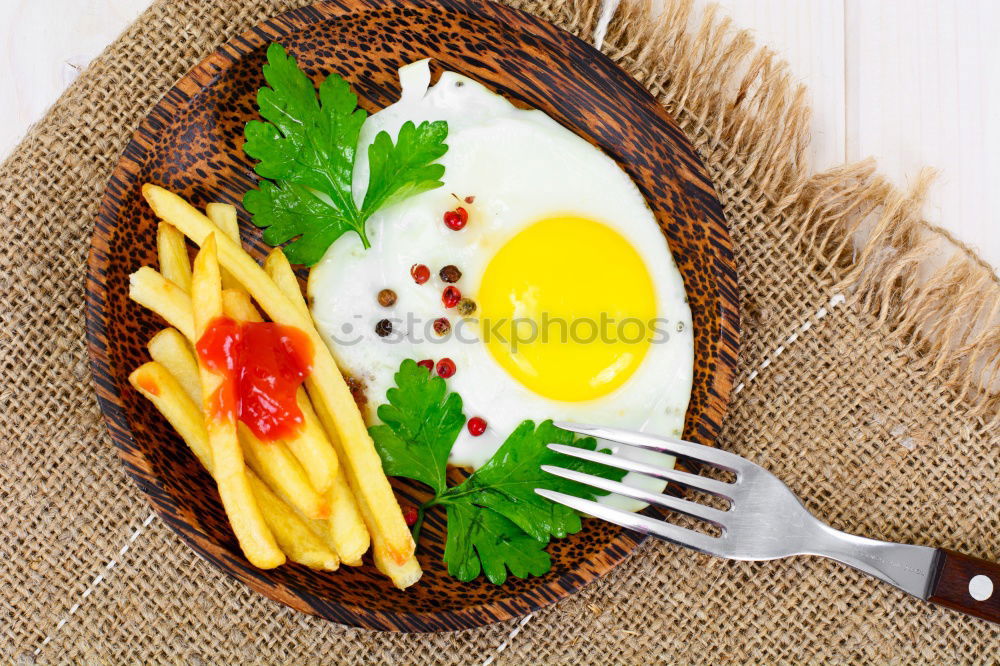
1 0 997 662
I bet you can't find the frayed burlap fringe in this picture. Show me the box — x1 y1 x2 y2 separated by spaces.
514 0 999 425
2 0 997 662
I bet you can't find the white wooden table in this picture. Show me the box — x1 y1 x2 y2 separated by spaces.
3 0 997 269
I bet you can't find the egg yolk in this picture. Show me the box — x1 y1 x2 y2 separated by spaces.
477 216 657 402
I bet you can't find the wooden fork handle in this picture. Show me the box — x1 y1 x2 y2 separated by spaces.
927 549 1000 624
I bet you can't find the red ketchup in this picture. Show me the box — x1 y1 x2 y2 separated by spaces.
196 317 313 441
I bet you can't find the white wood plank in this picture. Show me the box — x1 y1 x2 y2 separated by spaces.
846 0 1000 269
708 0 847 172
3 0 996 271
0 0 152 158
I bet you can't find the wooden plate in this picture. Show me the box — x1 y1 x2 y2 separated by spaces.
87 0 738 632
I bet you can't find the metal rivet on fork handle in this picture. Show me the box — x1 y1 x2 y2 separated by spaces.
969 575 993 601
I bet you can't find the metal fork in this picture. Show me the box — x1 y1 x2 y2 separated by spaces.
537 423 1000 624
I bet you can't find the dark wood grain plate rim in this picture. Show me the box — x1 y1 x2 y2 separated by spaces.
86 0 739 632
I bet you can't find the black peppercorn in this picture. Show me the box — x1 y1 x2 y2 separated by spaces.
439 264 462 283
375 318 392 337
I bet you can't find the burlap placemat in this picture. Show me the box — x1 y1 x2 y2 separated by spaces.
2 0 997 662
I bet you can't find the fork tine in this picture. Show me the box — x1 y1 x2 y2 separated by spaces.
548 444 734 498
535 489 721 555
555 422 747 472
541 465 728 526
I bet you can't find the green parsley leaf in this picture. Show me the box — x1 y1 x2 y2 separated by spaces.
361 120 448 216
242 181 353 266
446 420 627 542
370 360 629 585
369 360 465 496
243 44 365 261
443 502 550 585
243 43 449 264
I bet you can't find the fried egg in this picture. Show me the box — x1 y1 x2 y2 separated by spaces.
309 61 693 510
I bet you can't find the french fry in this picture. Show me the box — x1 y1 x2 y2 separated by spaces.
128 266 195 341
147 328 201 404
157 305 358 558
221 288 262 322
150 291 336 525
129 362 337 570
264 249 310 320
130 362 212 467
323 470 370 566
206 203 239 241
221 288 330 520
143 334 338 566
222 284 340 494
156 222 192 292
248 472 338 571
142 185 409 566
191 235 284 569
290 392 341 494
205 203 242 291
238 423 330 520
375 547 423 590
264 248 370 563
357 488 421 587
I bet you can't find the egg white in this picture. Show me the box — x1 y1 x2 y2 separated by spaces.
309 61 693 509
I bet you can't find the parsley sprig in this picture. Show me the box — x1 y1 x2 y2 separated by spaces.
370 360 625 584
243 43 449 264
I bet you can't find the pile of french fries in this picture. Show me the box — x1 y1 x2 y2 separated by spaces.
128 184 420 589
